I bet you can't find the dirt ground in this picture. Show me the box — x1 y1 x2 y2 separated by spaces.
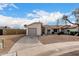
2 35 79 56
0 35 24 55
60 50 79 56
39 35 79 44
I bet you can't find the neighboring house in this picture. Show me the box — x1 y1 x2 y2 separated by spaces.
63 25 78 35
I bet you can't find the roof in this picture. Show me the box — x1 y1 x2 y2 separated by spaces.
44 25 78 29
28 22 42 26
63 25 78 29
27 22 78 29
44 25 65 29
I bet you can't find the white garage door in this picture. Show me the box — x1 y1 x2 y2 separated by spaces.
28 28 37 36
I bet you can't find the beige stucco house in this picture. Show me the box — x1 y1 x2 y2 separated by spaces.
44 25 79 35
44 25 64 35
25 22 79 36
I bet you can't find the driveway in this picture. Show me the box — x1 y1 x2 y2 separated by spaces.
2 36 79 56
17 41 79 56
8 36 43 53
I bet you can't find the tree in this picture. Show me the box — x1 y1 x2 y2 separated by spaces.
62 8 79 35
72 8 79 25
24 24 27 28
62 15 68 25
62 15 75 25
72 8 79 33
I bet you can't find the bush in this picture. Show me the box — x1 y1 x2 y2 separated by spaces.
70 31 76 35
57 32 64 35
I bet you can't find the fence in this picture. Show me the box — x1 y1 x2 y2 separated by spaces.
3 29 26 35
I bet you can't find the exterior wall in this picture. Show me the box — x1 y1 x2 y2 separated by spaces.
66 28 78 32
44 27 48 35
27 23 42 36
44 26 79 35
44 27 61 35
3 29 26 35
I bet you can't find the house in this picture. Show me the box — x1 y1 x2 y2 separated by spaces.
25 22 66 36
63 25 78 35
44 25 64 35
44 25 79 35
25 22 79 36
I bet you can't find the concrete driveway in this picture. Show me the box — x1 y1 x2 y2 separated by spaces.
16 41 79 56
8 36 43 53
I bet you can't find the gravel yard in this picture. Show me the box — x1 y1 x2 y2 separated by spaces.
40 35 79 44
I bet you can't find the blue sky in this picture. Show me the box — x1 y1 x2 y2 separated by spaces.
0 3 79 28
1 3 79 17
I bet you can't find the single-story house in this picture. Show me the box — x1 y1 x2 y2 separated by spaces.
25 22 79 36
63 25 78 35
44 25 64 35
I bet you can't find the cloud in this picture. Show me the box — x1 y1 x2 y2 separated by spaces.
0 3 18 10
0 10 74 29
27 10 63 25
0 15 30 28
10 4 18 9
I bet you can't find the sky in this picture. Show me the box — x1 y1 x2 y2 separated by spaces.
0 3 79 29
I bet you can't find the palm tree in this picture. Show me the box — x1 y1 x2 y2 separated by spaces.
62 15 74 35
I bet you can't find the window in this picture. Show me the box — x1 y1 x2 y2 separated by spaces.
54 29 57 32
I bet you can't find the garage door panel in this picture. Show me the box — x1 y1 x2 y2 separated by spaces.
28 28 37 36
